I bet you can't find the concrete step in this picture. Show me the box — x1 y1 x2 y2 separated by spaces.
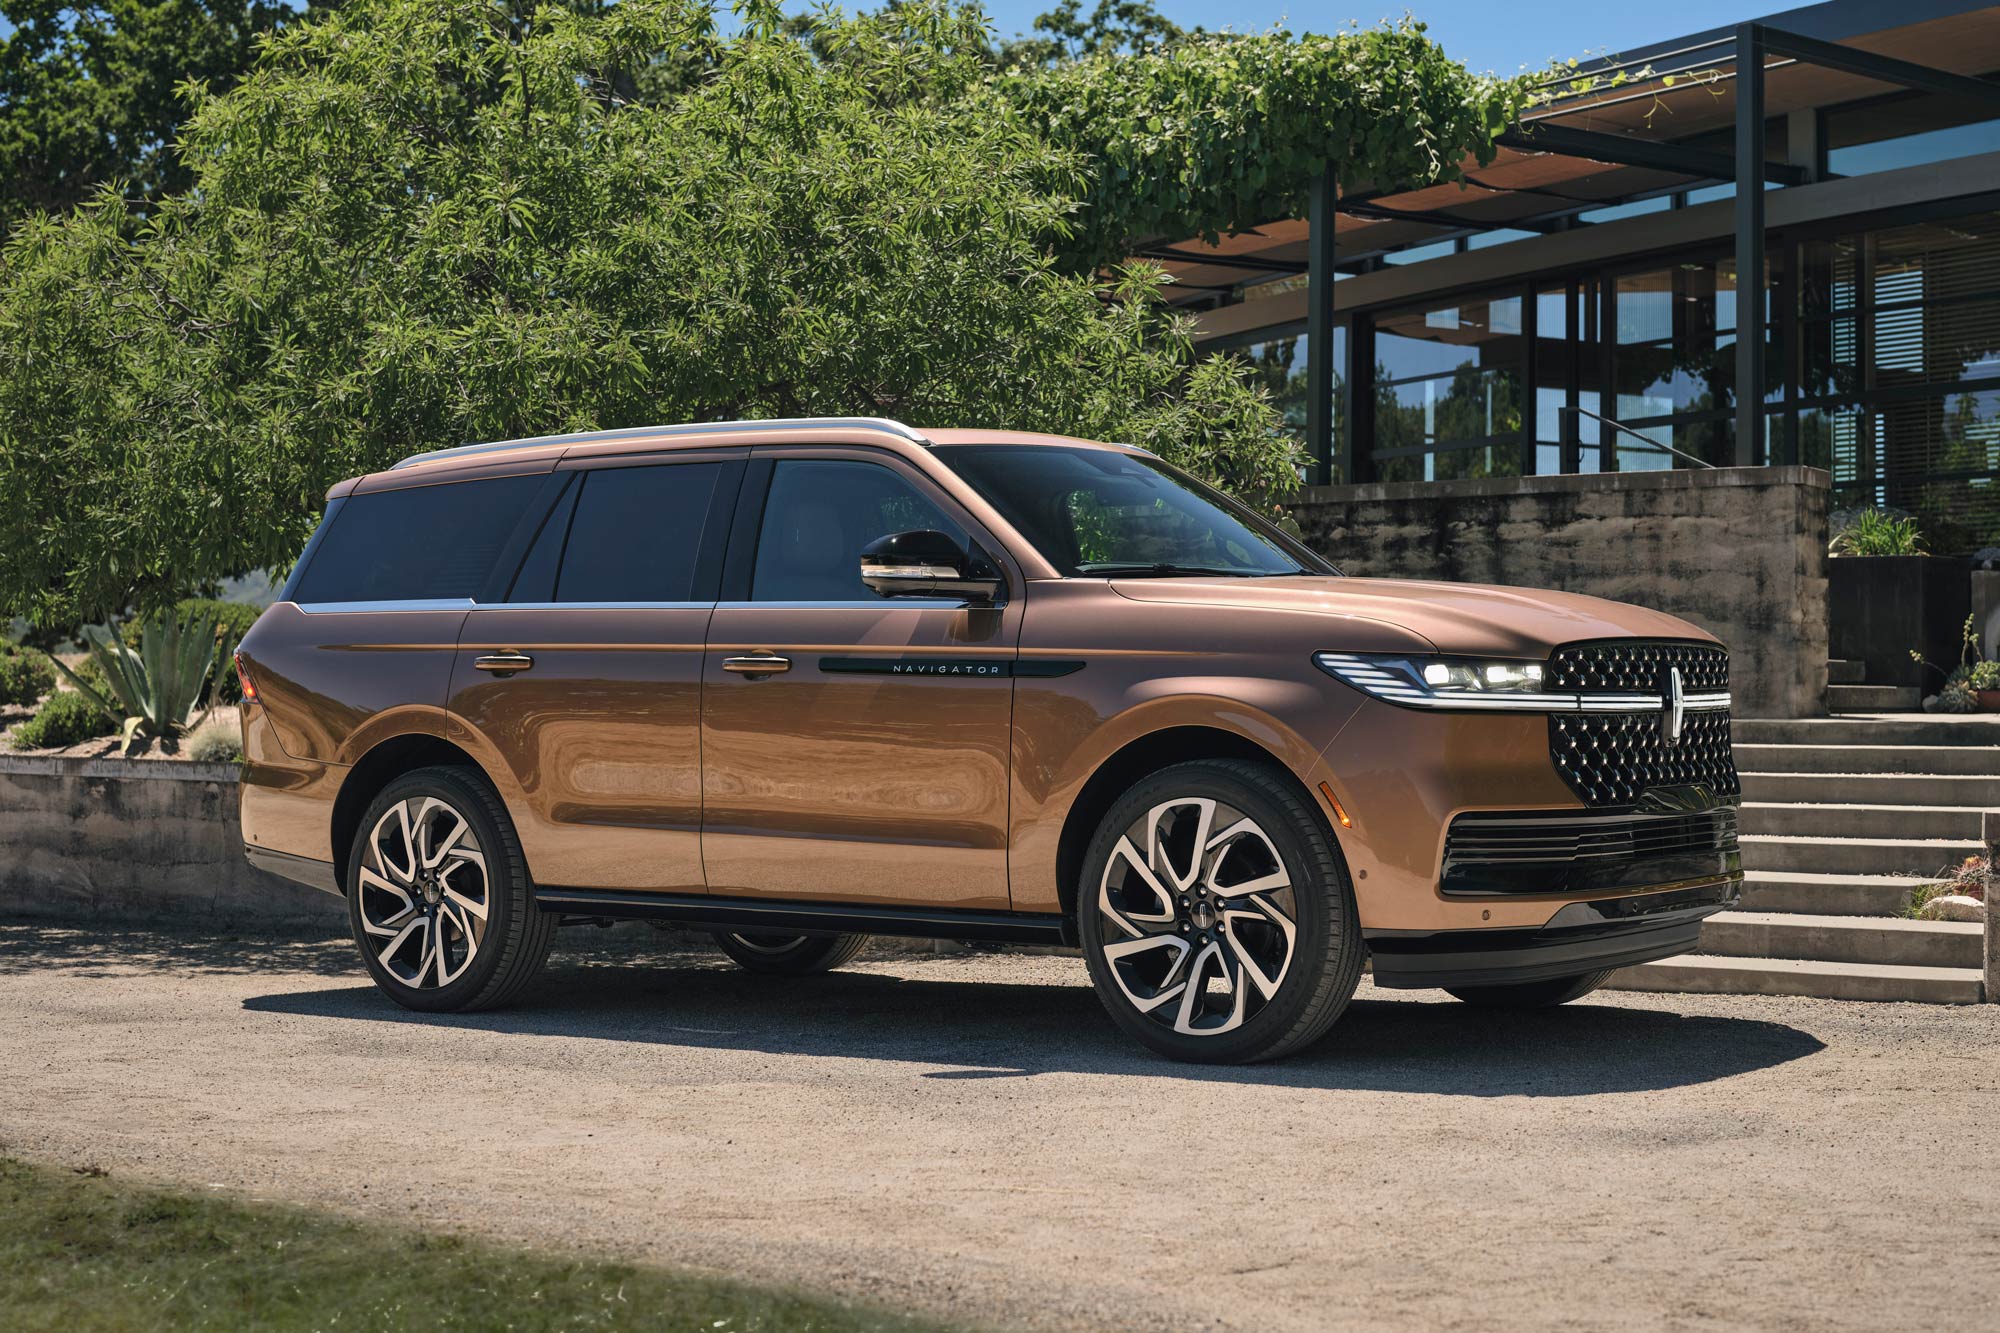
1738 801 1989 840
1740 833 1980 877
1735 716 2000 746
1608 955 1984 1003
1827 659 1866 685
1732 742 2000 776
1740 770 2000 807
1698 910 1982 968
1739 870 1930 916
1826 683 1922 711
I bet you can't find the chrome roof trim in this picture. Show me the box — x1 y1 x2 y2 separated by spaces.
391 417 930 471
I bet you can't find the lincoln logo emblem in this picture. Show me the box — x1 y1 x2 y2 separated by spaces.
1663 666 1686 746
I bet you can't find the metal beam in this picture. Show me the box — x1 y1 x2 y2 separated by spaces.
1497 124 1809 187
1336 200 1570 235
1762 25 2000 109
1306 163 1338 487
1134 246 1306 275
1734 23 1766 468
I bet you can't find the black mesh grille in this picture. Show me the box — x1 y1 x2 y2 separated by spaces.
1441 805 1740 896
1546 641 1729 694
1547 642 1739 809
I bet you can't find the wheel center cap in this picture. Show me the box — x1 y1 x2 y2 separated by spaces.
1189 901 1218 931
421 877 441 906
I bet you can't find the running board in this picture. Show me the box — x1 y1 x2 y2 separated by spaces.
532 887 1073 946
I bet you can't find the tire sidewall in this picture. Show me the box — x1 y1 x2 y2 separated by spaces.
346 768 523 1013
1078 762 1341 1063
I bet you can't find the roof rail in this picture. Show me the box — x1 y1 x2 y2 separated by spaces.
390 416 930 470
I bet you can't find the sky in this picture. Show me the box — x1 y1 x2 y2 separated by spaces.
983 0 1771 76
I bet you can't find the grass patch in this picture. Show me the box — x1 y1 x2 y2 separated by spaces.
0 1155 941 1331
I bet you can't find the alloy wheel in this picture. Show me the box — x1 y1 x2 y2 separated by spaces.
355 796 491 989
1095 796 1299 1037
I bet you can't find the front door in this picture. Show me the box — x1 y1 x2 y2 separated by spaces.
701 452 1022 910
450 452 743 891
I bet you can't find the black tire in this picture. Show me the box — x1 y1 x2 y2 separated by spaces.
1078 758 1363 1064
345 765 555 1013
711 931 869 975
1445 969 1615 1009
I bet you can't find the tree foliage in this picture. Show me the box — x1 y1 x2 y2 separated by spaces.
0 0 1537 625
1003 20 1535 267
0 0 295 238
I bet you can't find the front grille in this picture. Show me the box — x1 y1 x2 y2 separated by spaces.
1547 641 1739 809
1546 641 1729 693
1442 806 1740 897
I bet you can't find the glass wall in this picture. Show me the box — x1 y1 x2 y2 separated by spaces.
1229 326 1347 480
1795 211 2000 551
1371 295 1525 481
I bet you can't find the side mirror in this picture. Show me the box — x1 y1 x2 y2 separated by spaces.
860 530 1003 603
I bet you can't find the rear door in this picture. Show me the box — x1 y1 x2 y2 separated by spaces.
699 449 1023 911
448 451 745 892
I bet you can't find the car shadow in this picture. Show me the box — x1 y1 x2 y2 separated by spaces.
237 945 1828 1098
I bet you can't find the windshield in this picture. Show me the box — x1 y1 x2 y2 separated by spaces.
932 445 1334 578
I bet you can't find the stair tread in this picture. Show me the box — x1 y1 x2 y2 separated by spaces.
1708 910 1981 935
1744 860 1944 880
1738 771 2000 780
1735 742 2000 752
1630 954 1984 981
1740 800 1992 814
1740 833 1982 847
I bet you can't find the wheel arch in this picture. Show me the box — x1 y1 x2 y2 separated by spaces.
330 734 488 893
1053 724 1339 925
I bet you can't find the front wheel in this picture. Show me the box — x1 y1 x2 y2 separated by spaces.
1445 970 1615 1008
712 931 869 975
1078 759 1363 1064
346 765 555 1013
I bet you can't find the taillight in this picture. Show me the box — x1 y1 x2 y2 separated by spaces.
234 649 260 705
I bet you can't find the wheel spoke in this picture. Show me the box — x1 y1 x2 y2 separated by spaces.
1204 817 1291 899
1146 797 1216 893
1102 934 1191 1013
1098 835 1176 939
1219 898 1295 1002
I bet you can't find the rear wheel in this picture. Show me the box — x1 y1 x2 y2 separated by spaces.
1445 969 1615 1008
345 766 554 1013
712 931 869 975
1078 759 1363 1064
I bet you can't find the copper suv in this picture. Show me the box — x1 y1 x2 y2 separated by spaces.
237 418 1741 1062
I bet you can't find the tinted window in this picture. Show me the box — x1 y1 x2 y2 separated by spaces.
751 461 964 601
293 474 543 604
934 445 1322 577
554 462 723 602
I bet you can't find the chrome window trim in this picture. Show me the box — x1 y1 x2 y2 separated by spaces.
297 598 477 614
714 599 970 611
479 601 715 612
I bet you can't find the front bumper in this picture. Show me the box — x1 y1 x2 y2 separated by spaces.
1364 879 1739 990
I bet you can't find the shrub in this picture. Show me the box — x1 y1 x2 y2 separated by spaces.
1830 509 1925 556
10 689 115 750
187 720 244 764
0 645 55 707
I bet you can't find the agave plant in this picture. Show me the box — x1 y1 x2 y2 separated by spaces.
51 607 224 753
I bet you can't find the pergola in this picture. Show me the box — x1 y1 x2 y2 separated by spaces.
1128 4 2000 484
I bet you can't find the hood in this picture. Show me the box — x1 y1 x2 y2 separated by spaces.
1109 575 1717 658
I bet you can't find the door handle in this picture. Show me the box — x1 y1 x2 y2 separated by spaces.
722 653 791 675
472 652 534 675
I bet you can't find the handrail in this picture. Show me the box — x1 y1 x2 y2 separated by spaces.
1561 404 1717 469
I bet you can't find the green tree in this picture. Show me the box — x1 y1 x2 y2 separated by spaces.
0 0 1305 625
998 0 1185 69
0 0 295 238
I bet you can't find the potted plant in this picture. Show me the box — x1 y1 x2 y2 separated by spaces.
1830 509 1971 690
1912 615 1999 713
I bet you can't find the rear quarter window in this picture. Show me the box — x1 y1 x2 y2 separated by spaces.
291 474 544 605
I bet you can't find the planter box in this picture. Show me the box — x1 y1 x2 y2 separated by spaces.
0 755 342 928
1829 555 1971 690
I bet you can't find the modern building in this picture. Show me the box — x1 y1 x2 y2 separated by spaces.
1155 0 2000 555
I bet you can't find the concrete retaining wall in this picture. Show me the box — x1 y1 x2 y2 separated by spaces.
1285 466 1831 720
0 756 342 928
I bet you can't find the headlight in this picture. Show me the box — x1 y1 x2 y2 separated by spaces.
1315 652 1623 712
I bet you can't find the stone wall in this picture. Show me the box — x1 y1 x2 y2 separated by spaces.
1285 466 1831 719
0 756 342 928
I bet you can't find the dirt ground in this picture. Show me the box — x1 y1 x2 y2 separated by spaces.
1 922 1996 1331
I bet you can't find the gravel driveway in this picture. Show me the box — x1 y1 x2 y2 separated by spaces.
1 922 1996 1331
